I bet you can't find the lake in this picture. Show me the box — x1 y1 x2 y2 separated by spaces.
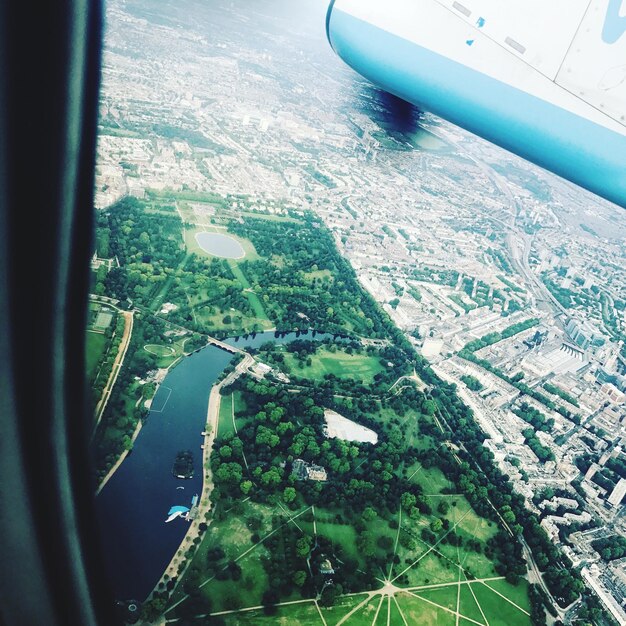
195 232 245 259
95 330 336 601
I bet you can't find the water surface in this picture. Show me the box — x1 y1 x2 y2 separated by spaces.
195 232 245 259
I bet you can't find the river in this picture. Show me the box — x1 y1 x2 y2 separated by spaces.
95 330 334 601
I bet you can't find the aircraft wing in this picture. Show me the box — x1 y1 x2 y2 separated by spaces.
327 0 626 207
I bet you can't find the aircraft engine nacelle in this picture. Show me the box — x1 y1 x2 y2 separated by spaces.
326 0 626 208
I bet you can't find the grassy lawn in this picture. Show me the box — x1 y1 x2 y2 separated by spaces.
456 547 498 580
482 578 530 613
344 596 383 626
86 331 107 382
221 601 323 625
303 269 333 281
452 501 497 544
201 547 270 612
415 585 459 611
317 521 360 562
142 336 187 368
389 597 407 626
228 261 273 328
395 592 456 625
471 583 531 626
144 343 176 357
321 594 369 625
412 465 454 495
459 583 487 624
403 553 459 588
283 348 386 383
374 596 392 626
217 392 236 439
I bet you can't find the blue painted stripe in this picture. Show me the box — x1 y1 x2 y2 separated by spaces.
328 8 626 208
602 0 626 44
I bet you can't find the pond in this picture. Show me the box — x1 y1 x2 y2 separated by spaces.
195 232 245 259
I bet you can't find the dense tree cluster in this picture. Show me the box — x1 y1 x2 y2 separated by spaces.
591 535 626 562
513 402 554 433
255 338 412 398
461 318 539 353
522 429 555 463
542 383 579 408
89 313 125 406
460 374 483 391
212 376 428 516
422 376 583 606
228 215 396 338
97 198 253 333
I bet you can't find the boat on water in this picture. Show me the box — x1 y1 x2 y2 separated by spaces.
191 494 198 507
165 505 190 523
176 486 185 490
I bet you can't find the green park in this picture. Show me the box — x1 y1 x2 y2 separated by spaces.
90 193 585 625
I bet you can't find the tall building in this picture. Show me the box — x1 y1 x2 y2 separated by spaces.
608 478 626 507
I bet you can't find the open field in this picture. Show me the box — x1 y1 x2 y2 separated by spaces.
471 582 531 626
395 593 456 625
321 594 370 625
86 331 108 382
217 392 236 439
221 601 322 625
142 336 187 368
282 347 386 383
144 343 175 357
228 261 273 328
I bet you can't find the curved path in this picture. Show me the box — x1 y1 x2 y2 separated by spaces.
93 308 134 432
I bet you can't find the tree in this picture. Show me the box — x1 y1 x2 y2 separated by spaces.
356 531 375 557
319 583 343 607
430 519 443 533
140 597 166 621
401 492 416 511
296 536 312 557
362 506 377 521
423 400 437 416
293 570 307 587
240 480 252 495
283 487 296 503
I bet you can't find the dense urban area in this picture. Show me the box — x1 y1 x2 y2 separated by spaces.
89 1 626 625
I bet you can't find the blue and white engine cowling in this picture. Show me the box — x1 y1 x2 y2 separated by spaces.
327 0 626 208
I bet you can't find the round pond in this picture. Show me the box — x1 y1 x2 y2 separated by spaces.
195 232 245 259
